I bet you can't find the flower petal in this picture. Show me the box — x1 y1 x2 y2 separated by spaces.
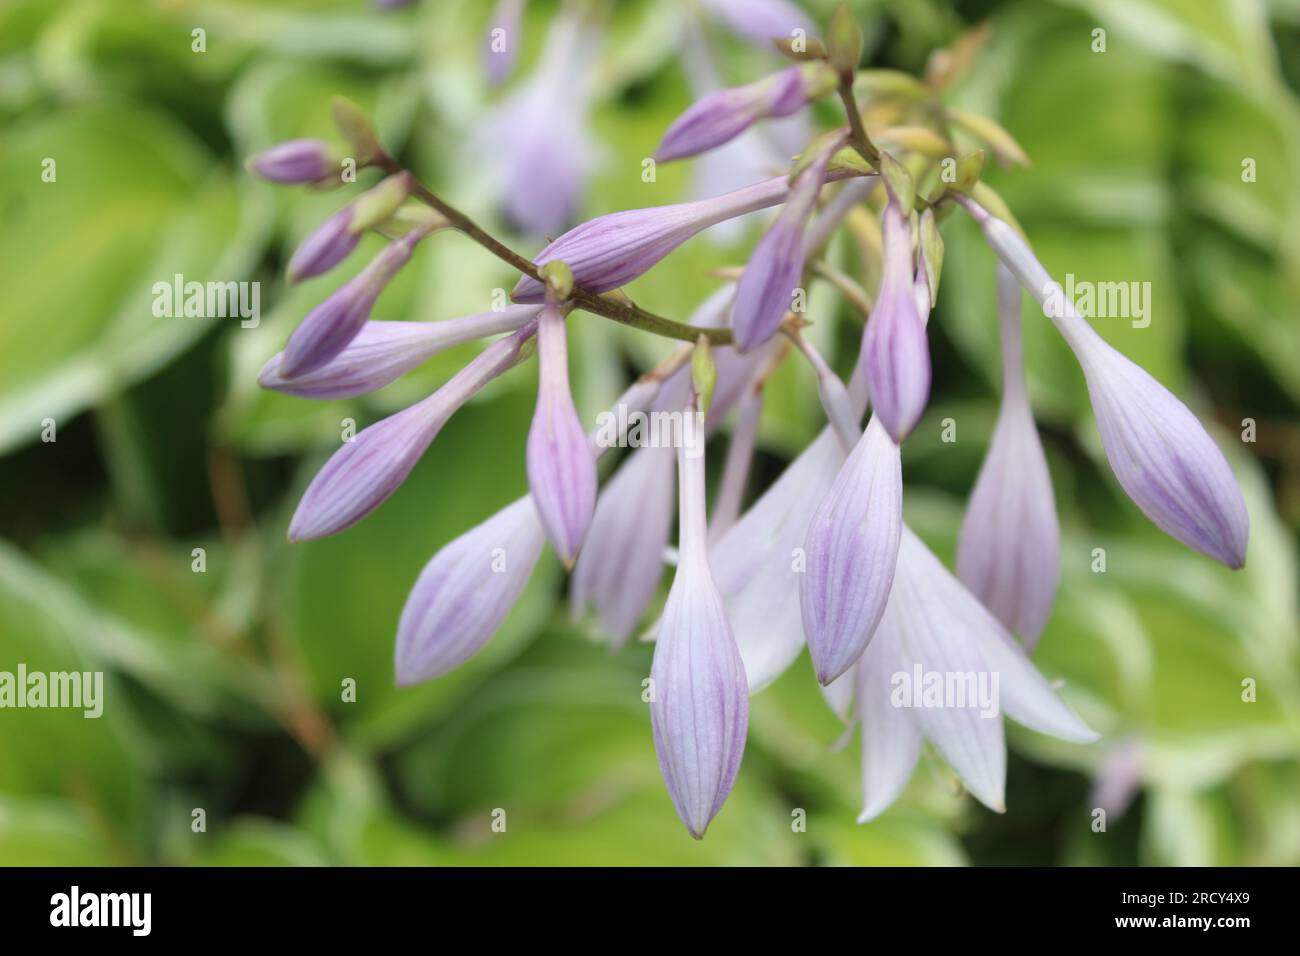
651 433 748 839
526 304 596 565
855 621 924 823
957 265 1060 646
261 305 540 400
859 203 931 441
801 415 902 685
395 496 545 684
289 323 533 540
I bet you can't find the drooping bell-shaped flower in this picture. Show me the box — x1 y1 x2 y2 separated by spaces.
654 65 833 164
957 264 1060 648
676 28 812 244
801 415 902 685
280 228 428 379
526 301 596 567
650 402 749 839
967 202 1249 568
247 138 338 184
843 526 1098 821
286 173 412 282
395 495 546 685
511 175 824 303
260 305 541 399
289 321 536 541
731 142 836 352
858 181 931 442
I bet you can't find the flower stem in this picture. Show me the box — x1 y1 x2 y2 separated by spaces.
377 156 735 346
837 82 880 167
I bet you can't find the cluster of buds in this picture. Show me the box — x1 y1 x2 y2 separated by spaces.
248 3 1249 838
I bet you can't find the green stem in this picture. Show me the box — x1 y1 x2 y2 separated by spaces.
837 82 880 166
377 156 734 346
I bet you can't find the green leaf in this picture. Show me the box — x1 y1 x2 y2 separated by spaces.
0 102 267 453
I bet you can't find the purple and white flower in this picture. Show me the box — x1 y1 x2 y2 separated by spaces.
858 184 931 442
836 526 1098 821
526 302 597 567
650 399 749 839
280 228 429 379
288 321 536 541
966 200 1249 568
286 173 412 282
731 141 839 351
512 174 841 303
247 138 337 184
260 305 541 400
655 65 833 164
802 415 902 685
396 495 546 685
957 264 1060 647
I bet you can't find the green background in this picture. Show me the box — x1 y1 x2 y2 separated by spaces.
0 0 1297 866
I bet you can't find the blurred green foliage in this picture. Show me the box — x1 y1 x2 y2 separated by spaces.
0 0 1297 866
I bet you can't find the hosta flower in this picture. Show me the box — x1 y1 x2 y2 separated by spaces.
289 321 536 541
967 202 1249 568
475 6 599 235
651 403 749 839
396 495 546 685
246 138 337 184
677 30 812 243
802 415 902 685
655 65 833 164
859 185 931 442
511 175 823 303
957 264 1060 647
526 302 597 566
731 142 837 351
250 17 1256 840
259 305 541 400
837 527 1098 821
286 173 411 282
280 228 429 379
